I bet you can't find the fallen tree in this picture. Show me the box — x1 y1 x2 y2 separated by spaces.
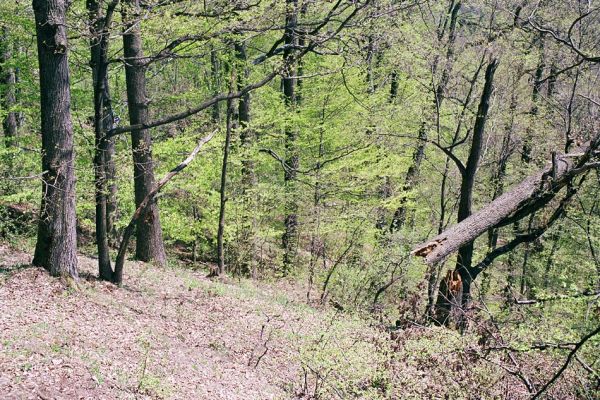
412 136 600 266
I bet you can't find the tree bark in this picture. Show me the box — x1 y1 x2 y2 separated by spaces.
122 0 167 266
453 59 498 305
235 41 257 276
88 0 118 280
216 97 234 276
281 0 299 274
0 26 17 146
412 138 600 266
32 0 78 278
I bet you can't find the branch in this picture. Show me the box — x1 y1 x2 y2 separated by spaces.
531 325 600 399
112 130 217 285
107 72 277 138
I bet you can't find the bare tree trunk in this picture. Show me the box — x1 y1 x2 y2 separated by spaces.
413 137 600 266
32 0 78 278
435 59 498 323
0 27 18 146
114 132 215 285
122 0 167 266
282 0 299 274
390 124 426 232
216 97 235 276
210 47 221 122
88 0 118 280
522 35 544 164
235 42 257 276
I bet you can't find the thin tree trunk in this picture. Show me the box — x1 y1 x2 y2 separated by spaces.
216 97 234 276
235 42 257 276
390 124 426 232
210 47 221 122
455 59 498 305
32 0 78 278
282 0 299 274
0 26 18 146
88 0 118 280
122 0 167 266
522 35 544 164
390 2 461 234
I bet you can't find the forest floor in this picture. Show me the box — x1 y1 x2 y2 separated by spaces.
0 243 594 399
0 243 374 400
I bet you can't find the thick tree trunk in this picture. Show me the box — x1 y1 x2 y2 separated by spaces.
32 0 78 278
281 0 299 274
0 27 18 146
122 0 167 266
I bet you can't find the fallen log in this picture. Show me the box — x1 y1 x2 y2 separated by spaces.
412 137 600 265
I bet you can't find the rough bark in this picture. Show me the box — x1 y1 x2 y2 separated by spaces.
412 138 600 266
32 0 78 278
0 27 18 146
122 0 167 266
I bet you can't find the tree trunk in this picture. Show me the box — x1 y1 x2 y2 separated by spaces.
216 97 234 276
281 0 299 274
431 59 498 325
522 35 544 164
390 124 426 232
32 0 78 278
122 0 167 266
235 42 257 276
0 27 18 146
390 2 461 234
88 0 117 280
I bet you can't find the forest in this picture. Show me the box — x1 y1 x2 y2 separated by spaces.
0 0 599 398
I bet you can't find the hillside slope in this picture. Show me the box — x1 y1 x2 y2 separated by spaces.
1 244 596 399
0 245 386 399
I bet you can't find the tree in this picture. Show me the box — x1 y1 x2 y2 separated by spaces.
88 0 118 280
0 26 18 146
122 0 167 266
31 0 78 278
281 0 300 274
